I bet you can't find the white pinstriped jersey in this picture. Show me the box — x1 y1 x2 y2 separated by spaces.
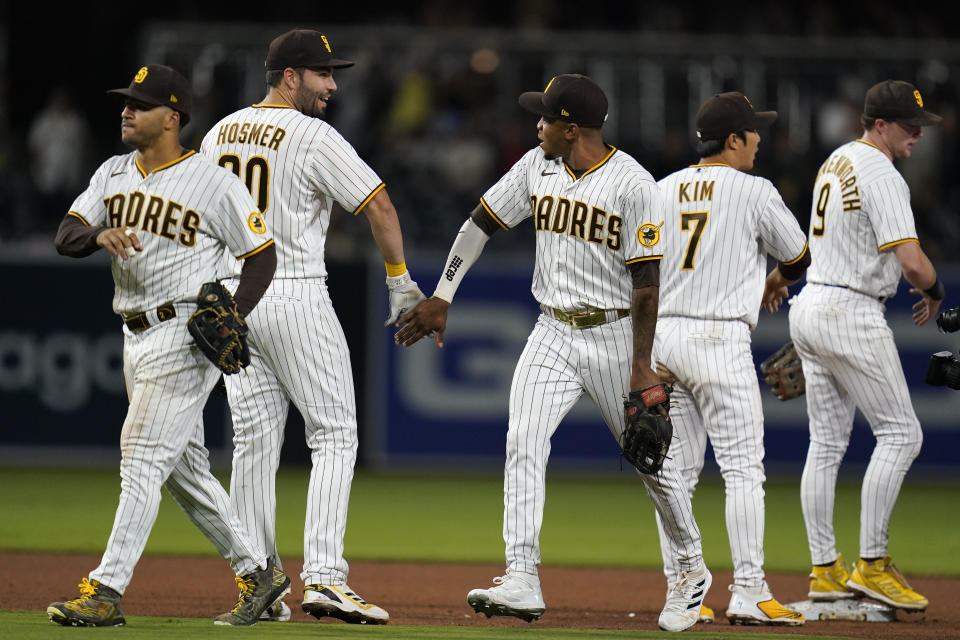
200 105 384 279
480 146 663 310
657 163 807 328
67 151 272 317
805 139 918 298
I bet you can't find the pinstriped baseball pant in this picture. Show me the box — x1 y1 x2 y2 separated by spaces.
789 284 922 564
652 316 768 588
504 314 703 577
90 317 265 594
225 278 357 587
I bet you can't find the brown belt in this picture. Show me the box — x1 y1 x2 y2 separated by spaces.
541 305 630 329
123 304 176 332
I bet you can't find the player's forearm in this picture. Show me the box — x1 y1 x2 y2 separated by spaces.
233 243 277 317
765 267 792 291
432 217 491 303
893 241 937 290
363 189 406 265
54 214 106 258
629 286 660 389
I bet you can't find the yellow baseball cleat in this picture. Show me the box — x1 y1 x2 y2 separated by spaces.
698 604 715 623
846 556 928 611
809 554 856 601
727 583 805 626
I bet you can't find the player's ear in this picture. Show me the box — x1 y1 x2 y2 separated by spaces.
283 67 301 89
164 107 181 132
725 132 739 151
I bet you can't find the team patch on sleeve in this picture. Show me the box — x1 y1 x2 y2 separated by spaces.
247 212 268 234
638 221 664 247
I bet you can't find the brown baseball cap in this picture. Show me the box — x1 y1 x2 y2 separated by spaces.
108 64 192 126
265 29 355 71
696 91 776 141
863 80 941 126
518 74 608 128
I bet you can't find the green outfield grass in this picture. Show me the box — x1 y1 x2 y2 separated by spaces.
0 610 858 640
2 466 952 638
1 466 958 576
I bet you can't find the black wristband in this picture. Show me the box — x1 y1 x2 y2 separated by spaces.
924 278 945 301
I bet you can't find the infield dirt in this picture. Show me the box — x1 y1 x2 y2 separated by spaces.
8 551 956 638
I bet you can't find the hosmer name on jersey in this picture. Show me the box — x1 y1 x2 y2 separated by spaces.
214 122 287 150
103 191 200 247
530 194 622 250
816 154 862 211
677 180 715 202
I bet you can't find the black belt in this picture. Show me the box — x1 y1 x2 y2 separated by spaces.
123 304 176 332
819 283 888 303
541 305 630 329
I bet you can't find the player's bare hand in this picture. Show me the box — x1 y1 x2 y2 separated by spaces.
762 285 789 313
97 227 142 260
762 280 789 313
762 267 792 313
394 297 449 348
909 288 941 326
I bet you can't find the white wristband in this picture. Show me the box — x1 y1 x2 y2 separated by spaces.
433 218 490 303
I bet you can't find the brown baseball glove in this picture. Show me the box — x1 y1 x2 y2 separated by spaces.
187 282 250 375
760 341 805 400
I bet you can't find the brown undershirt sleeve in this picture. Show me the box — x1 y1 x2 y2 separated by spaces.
469 205 501 236
54 215 106 258
233 244 277 318
628 259 661 290
779 245 811 282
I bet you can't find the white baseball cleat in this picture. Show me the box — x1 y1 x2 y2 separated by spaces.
467 573 545 622
726 582 804 625
658 563 712 632
259 599 291 622
301 583 389 625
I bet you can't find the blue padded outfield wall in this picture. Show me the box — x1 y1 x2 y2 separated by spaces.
368 256 960 476
2 253 959 476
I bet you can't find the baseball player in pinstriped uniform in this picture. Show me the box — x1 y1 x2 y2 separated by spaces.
789 80 942 611
396 74 710 633
652 92 809 626
199 29 422 625
47 65 288 627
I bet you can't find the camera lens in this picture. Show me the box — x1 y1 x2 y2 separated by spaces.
946 361 960 390
936 307 960 333
926 351 953 386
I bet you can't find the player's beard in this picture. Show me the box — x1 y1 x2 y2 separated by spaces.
295 85 328 119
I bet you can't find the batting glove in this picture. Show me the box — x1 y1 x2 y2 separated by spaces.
385 272 426 326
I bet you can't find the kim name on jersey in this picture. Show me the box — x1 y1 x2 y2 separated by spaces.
530 194 621 250
103 191 200 247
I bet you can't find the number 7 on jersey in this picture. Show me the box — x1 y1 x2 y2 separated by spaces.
680 211 708 270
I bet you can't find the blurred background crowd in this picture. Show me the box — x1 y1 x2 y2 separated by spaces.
0 3 957 259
